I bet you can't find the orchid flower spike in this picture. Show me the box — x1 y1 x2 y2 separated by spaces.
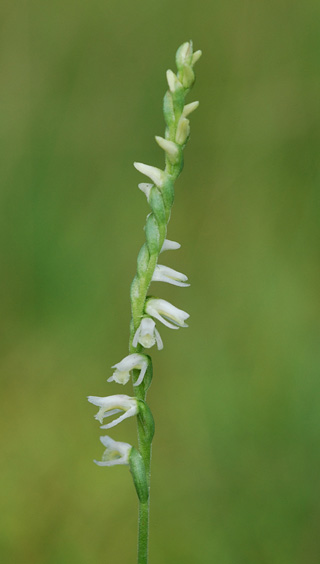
94 435 132 467
152 264 190 287
108 353 149 386
88 394 138 429
132 317 163 350
145 298 190 329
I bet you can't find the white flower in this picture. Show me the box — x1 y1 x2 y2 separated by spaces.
152 264 190 287
108 353 149 386
160 239 181 252
138 182 153 201
132 318 163 351
88 394 138 428
94 435 132 467
146 298 190 329
134 162 165 187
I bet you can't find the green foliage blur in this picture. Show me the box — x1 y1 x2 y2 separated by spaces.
1 1 320 563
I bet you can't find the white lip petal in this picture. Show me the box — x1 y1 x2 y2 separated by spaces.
133 318 159 350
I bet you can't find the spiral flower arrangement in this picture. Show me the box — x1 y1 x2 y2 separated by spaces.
88 41 201 564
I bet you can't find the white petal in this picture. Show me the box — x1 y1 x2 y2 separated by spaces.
155 328 164 350
147 307 180 329
100 406 137 429
160 239 181 252
133 362 148 387
112 353 145 372
132 326 140 348
134 162 165 187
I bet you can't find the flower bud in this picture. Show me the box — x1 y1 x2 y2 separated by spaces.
175 41 193 69
175 117 190 145
182 101 199 117
134 162 165 187
160 239 181 252
155 136 179 163
166 69 183 93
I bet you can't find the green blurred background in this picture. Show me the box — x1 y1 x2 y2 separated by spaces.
1 1 320 563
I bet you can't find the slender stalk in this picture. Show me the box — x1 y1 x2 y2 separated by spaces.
128 43 201 563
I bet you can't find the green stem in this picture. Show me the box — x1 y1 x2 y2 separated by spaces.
128 43 201 564
138 499 150 564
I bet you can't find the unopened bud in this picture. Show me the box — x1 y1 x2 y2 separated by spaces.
175 117 190 145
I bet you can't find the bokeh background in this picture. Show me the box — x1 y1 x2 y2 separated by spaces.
1 1 320 563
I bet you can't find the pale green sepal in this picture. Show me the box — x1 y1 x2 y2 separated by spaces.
160 177 175 212
129 447 149 503
145 213 160 255
130 275 141 304
180 65 195 89
149 187 166 225
171 88 185 119
192 50 202 65
155 136 179 163
139 354 153 392
137 243 150 276
137 400 155 442
163 91 175 127
182 101 199 117
166 69 183 93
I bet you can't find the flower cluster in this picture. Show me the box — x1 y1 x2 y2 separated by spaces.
88 41 201 496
